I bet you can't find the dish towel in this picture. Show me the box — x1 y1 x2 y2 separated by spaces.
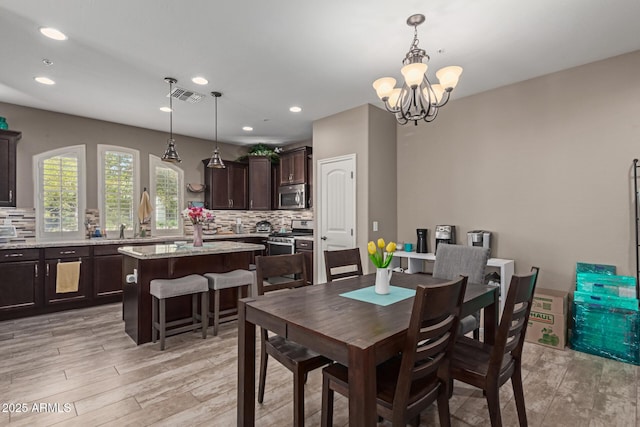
138 190 153 224
56 261 81 293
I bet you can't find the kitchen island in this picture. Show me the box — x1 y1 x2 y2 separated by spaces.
119 241 264 344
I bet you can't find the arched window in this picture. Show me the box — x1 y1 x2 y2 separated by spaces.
149 155 184 236
33 145 86 241
97 145 140 236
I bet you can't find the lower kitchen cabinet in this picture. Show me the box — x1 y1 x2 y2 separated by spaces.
0 248 42 317
295 239 313 285
44 246 92 305
93 244 125 302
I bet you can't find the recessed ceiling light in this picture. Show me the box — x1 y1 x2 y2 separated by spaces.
160 107 172 112
39 27 67 41
242 126 254 132
289 106 302 113
34 77 55 85
192 77 208 85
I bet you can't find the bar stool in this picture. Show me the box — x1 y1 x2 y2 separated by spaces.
204 269 254 335
150 274 209 350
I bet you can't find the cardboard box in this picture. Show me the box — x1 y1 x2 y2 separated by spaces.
526 288 568 350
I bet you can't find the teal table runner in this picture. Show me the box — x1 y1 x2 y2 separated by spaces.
339 286 416 306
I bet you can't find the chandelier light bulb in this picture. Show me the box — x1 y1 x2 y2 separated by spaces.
372 77 396 100
401 63 428 88
388 88 402 108
436 66 463 90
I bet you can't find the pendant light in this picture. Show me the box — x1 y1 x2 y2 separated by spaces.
161 77 182 163
207 91 225 169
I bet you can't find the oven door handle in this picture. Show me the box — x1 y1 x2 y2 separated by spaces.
267 241 294 246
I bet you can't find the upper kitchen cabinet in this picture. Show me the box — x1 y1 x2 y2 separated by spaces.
278 146 312 186
202 159 248 210
0 130 22 207
248 156 275 210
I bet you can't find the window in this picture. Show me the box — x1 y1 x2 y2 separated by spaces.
97 145 140 235
34 145 86 241
149 155 184 236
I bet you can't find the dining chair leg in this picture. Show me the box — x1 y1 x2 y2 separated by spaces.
512 363 528 427
411 415 420 427
258 347 268 404
473 328 480 340
485 386 502 427
293 369 305 427
437 386 452 427
321 373 333 427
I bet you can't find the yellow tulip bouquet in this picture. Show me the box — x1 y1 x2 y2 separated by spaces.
367 238 397 268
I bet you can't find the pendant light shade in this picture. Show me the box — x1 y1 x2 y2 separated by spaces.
161 77 182 163
207 91 226 169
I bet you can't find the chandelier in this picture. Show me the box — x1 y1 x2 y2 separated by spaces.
161 77 181 163
207 91 225 168
372 14 463 125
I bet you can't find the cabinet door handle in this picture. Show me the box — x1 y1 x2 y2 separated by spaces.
5 253 23 258
250 200 253 209
35 264 38 278
60 250 76 255
9 190 12 203
46 264 50 277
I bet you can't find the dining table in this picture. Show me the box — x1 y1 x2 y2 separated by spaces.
237 272 499 427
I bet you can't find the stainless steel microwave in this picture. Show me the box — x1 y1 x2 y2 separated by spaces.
278 183 308 209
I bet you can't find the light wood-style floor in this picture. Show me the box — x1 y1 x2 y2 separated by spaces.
0 303 637 426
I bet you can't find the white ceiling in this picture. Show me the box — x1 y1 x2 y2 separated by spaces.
1 0 640 147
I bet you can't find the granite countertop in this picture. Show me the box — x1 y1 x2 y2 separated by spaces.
0 233 270 250
118 241 265 260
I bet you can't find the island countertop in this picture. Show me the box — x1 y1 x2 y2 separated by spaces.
118 241 265 260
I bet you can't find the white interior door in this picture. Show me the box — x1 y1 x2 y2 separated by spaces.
317 154 356 283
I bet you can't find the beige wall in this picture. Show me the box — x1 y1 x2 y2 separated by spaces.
397 50 640 291
312 104 397 275
0 101 247 209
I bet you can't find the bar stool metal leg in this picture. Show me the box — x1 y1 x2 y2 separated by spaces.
201 291 208 339
214 289 220 336
159 298 166 351
152 295 158 343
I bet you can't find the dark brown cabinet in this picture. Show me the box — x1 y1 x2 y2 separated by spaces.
0 130 22 207
278 146 311 186
93 244 124 302
0 249 42 317
202 159 248 210
248 156 275 210
44 246 91 305
295 239 313 285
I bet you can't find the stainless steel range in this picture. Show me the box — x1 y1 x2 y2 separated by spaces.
267 219 313 256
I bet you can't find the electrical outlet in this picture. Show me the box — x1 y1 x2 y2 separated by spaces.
373 221 379 232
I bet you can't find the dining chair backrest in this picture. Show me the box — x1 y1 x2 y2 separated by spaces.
432 244 489 284
488 268 539 378
393 275 468 417
324 248 363 283
256 253 308 296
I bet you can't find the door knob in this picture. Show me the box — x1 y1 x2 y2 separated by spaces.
321 236 327 240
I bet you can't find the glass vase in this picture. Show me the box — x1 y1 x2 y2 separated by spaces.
193 223 203 247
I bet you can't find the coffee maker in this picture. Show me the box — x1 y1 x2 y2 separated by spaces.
416 228 429 253
434 225 456 253
467 230 491 255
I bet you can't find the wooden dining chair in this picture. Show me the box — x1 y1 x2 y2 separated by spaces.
449 267 539 427
255 253 332 427
433 243 490 339
321 275 469 427
323 248 363 283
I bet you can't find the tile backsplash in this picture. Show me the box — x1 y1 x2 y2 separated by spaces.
0 208 36 242
184 209 313 235
0 207 313 242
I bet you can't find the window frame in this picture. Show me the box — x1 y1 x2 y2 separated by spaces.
33 145 87 241
97 144 140 236
149 154 184 237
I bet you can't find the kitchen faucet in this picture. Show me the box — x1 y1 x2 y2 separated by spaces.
119 224 126 239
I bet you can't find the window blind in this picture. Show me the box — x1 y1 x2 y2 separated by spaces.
42 155 79 233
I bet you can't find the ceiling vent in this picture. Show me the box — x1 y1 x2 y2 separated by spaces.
169 86 205 103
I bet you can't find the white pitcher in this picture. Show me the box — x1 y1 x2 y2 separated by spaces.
374 267 392 295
